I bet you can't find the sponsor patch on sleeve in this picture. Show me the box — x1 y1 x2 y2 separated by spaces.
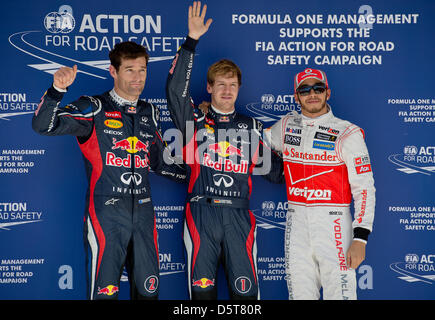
354 155 372 174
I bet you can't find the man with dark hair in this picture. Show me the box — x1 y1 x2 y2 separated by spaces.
109 41 150 71
264 68 376 300
32 41 186 300
166 2 284 300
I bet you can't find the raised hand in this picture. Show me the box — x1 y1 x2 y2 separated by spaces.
188 1 213 40
53 64 78 90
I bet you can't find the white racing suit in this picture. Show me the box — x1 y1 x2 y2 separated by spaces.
264 107 375 300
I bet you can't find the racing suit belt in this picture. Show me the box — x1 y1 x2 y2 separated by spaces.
187 194 249 209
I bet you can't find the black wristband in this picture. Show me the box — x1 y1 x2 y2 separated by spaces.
182 36 199 52
47 85 66 100
353 227 370 241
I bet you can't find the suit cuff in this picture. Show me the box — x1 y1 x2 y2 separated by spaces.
353 227 370 242
182 36 199 52
47 85 66 100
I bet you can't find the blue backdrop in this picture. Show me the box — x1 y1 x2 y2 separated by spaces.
1 0 434 300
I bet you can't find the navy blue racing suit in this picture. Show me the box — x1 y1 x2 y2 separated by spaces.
32 86 186 300
166 37 284 300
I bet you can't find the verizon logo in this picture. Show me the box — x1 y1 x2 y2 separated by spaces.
288 187 332 201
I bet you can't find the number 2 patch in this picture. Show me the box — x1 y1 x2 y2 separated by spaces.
144 275 159 293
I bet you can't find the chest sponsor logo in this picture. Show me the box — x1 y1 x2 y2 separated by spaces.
104 119 123 129
106 153 149 169
121 172 142 185
313 140 335 151
285 127 302 134
319 125 339 135
212 173 234 187
112 137 149 154
208 141 243 158
203 153 248 174
107 136 150 168
314 132 337 142
284 134 301 146
285 147 338 162
284 163 351 204
288 186 332 201
105 111 122 119
104 129 123 136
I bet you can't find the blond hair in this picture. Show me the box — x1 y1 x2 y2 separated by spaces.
207 59 242 86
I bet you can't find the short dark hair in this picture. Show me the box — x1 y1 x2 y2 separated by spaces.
109 41 149 71
207 59 242 86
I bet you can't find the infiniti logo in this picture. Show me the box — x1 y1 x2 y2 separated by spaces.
121 172 142 185
237 122 248 129
212 173 234 188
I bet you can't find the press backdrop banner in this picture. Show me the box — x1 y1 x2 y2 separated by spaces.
1 0 434 300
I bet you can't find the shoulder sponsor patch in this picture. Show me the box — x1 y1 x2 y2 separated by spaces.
354 155 372 174
354 155 370 166
356 164 372 174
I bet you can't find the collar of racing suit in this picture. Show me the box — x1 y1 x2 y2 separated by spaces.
208 104 237 122
109 88 139 107
299 104 333 127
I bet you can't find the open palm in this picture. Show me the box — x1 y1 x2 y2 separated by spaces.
188 1 213 40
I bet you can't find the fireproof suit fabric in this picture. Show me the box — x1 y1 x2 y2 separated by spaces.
264 108 375 300
32 86 186 300
166 37 284 300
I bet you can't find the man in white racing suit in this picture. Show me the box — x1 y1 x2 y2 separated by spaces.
264 68 375 300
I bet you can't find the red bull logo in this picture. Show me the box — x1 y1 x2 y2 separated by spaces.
192 278 215 289
97 285 119 296
202 153 248 174
208 141 243 158
112 137 149 154
106 152 149 168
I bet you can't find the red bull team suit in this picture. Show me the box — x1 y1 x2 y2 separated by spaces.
32 86 186 300
166 37 284 300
